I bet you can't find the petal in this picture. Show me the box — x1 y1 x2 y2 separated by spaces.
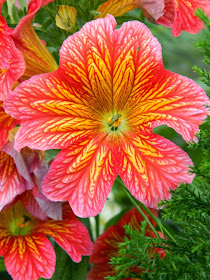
59 15 117 113
118 133 194 209
37 204 93 262
56 5 77 31
0 150 28 209
157 0 176 27
96 0 164 20
127 70 209 142
15 190 48 220
11 0 57 81
96 0 141 18
111 20 163 113
0 102 18 149
42 136 118 217
4 72 100 151
172 0 210 37
0 16 25 100
4 234 56 280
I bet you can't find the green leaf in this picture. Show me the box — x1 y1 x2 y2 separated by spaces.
52 243 89 280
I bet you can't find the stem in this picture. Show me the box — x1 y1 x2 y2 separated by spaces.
95 214 100 239
116 177 177 243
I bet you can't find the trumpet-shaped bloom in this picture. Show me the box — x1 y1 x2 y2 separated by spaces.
87 208 165 280
4 15 209 217
0 201 93 280
158 0 210 37
0 0 57 100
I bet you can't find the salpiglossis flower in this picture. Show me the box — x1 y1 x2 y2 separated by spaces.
158 0 210 37
0 201 93 280
0 0 57 100
87 207 165 280
4 15 209 217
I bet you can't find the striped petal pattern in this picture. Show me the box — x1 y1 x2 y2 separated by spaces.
4 15 209 217
0 201 93 280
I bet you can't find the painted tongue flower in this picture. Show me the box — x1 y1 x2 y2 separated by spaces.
87 207 165 280
0 201 93 280
4 15 209 218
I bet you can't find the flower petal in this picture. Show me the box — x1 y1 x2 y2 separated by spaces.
59 15 117 113
3 234 55 280
0 150 29 209
172 0 210 37
0 102 18 148
42 136 117 217
96 0 164 20
158 0 210 37
127 71 209 142
96 0 140 18
11 0 57 80
0 16 25 100
157 0 176 27
118 133 194 208
37 204 93 262
4 72 100 151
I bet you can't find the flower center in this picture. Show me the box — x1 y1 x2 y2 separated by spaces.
107 114 122 131
11 215 33 236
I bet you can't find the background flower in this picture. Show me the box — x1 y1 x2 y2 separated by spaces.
0 201 93 280
88 207 165 280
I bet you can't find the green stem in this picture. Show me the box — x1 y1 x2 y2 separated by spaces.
116 177 177 243
95 214 100 239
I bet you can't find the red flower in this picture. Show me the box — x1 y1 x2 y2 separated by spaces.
88 208 165 280
158 0 210 37
0 201 93 280
4 15 208 217
0 0 57 100
95 0 210 37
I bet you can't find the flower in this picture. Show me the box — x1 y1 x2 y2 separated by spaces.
0 128 62 219
96 0 210 37
0 201 93 280
0 0 57 100
158 0 210 37
87 207 165 280
4 15 209 217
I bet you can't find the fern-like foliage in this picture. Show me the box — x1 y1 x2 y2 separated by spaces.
106 11 210 280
